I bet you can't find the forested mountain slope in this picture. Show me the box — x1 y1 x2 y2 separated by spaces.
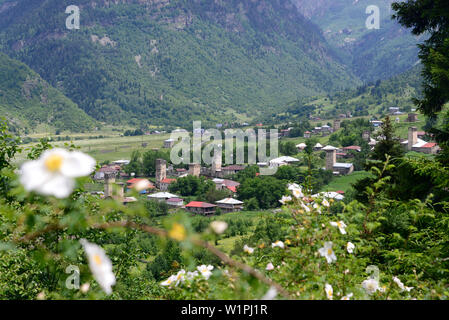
0 0 360 128
292 0 423 82
0 52 95 132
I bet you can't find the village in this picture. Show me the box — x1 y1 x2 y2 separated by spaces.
89 109 440 216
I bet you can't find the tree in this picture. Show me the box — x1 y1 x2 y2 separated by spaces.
142 149 170 176
393 0 449 162
169 175 215 197
234 165 259 183
280 141 298 156
124 150 143 176
274 165 301 181
372 116 404 162
237 176 286 209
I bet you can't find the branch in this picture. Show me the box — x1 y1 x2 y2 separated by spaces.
18 220 291 299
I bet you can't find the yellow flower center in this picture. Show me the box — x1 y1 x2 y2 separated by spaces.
169 223 186 241
93 254 102 266
44 154 64 172
327 249 333 256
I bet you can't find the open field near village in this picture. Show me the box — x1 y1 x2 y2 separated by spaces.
15 131 171 164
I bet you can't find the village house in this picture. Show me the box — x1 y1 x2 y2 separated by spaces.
222 165 245 175
389 107 401 114
312 126 322 134
323 145 354 175
370 120 383 128
303 131 311 138
322 125 332 133
175 168 188 176
112 160 130 166
407 113 418 123
163 138 175 148
148 192 180 202
166 197 184 207
296 143 307 151
213 178 240 193
314 143 323 151
94 165 120 181
342 146 361 153
185 201 217 215
269 156 300 167
401 127 440 154
279 128 291 137
126 178 155 193
216 198 244 213
160 178 176 191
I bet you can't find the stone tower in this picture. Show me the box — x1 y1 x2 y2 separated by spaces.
189 163 201 177
362 130 370 142
333 119 341 131
155 159 167 188
323 145 337 171
408 127 418 151
104 172 116 198
211 153 222 176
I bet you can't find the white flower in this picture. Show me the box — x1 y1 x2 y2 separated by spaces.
341 293 353 300
362 278 381 295
291 188 304 199
266 263 274 271
393 277 413 292
318 241 337 264
313 203 321 214
36 292 45 300
346 242 355 254
197 265 214 280
20 148 96 198
279 195 292 204
322 199 330 207
243 245 254 254
80 239 116 295
300 201 311 213
325 283 333 300
210 221 228 234
287 183 301 191
330 221 347 235
186 271 199 281
80 283 90 294
272 241 285 249
133 179 152 192
174 269 186 286
161 275 177 287
262 287 278 300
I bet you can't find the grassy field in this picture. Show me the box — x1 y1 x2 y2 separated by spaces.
15 131 171 164
321 171 373 193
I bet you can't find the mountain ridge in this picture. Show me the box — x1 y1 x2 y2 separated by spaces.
0 0 360 129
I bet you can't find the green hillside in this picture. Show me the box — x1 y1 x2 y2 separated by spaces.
0 0 360 129
277 65 423 123
0 52 95 132
292 0 423 82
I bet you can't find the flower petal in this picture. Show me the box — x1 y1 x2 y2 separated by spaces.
37 175 75 198
61 151 96 178
20 160 51 192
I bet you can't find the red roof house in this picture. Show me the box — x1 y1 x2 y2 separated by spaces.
185 201 217 215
